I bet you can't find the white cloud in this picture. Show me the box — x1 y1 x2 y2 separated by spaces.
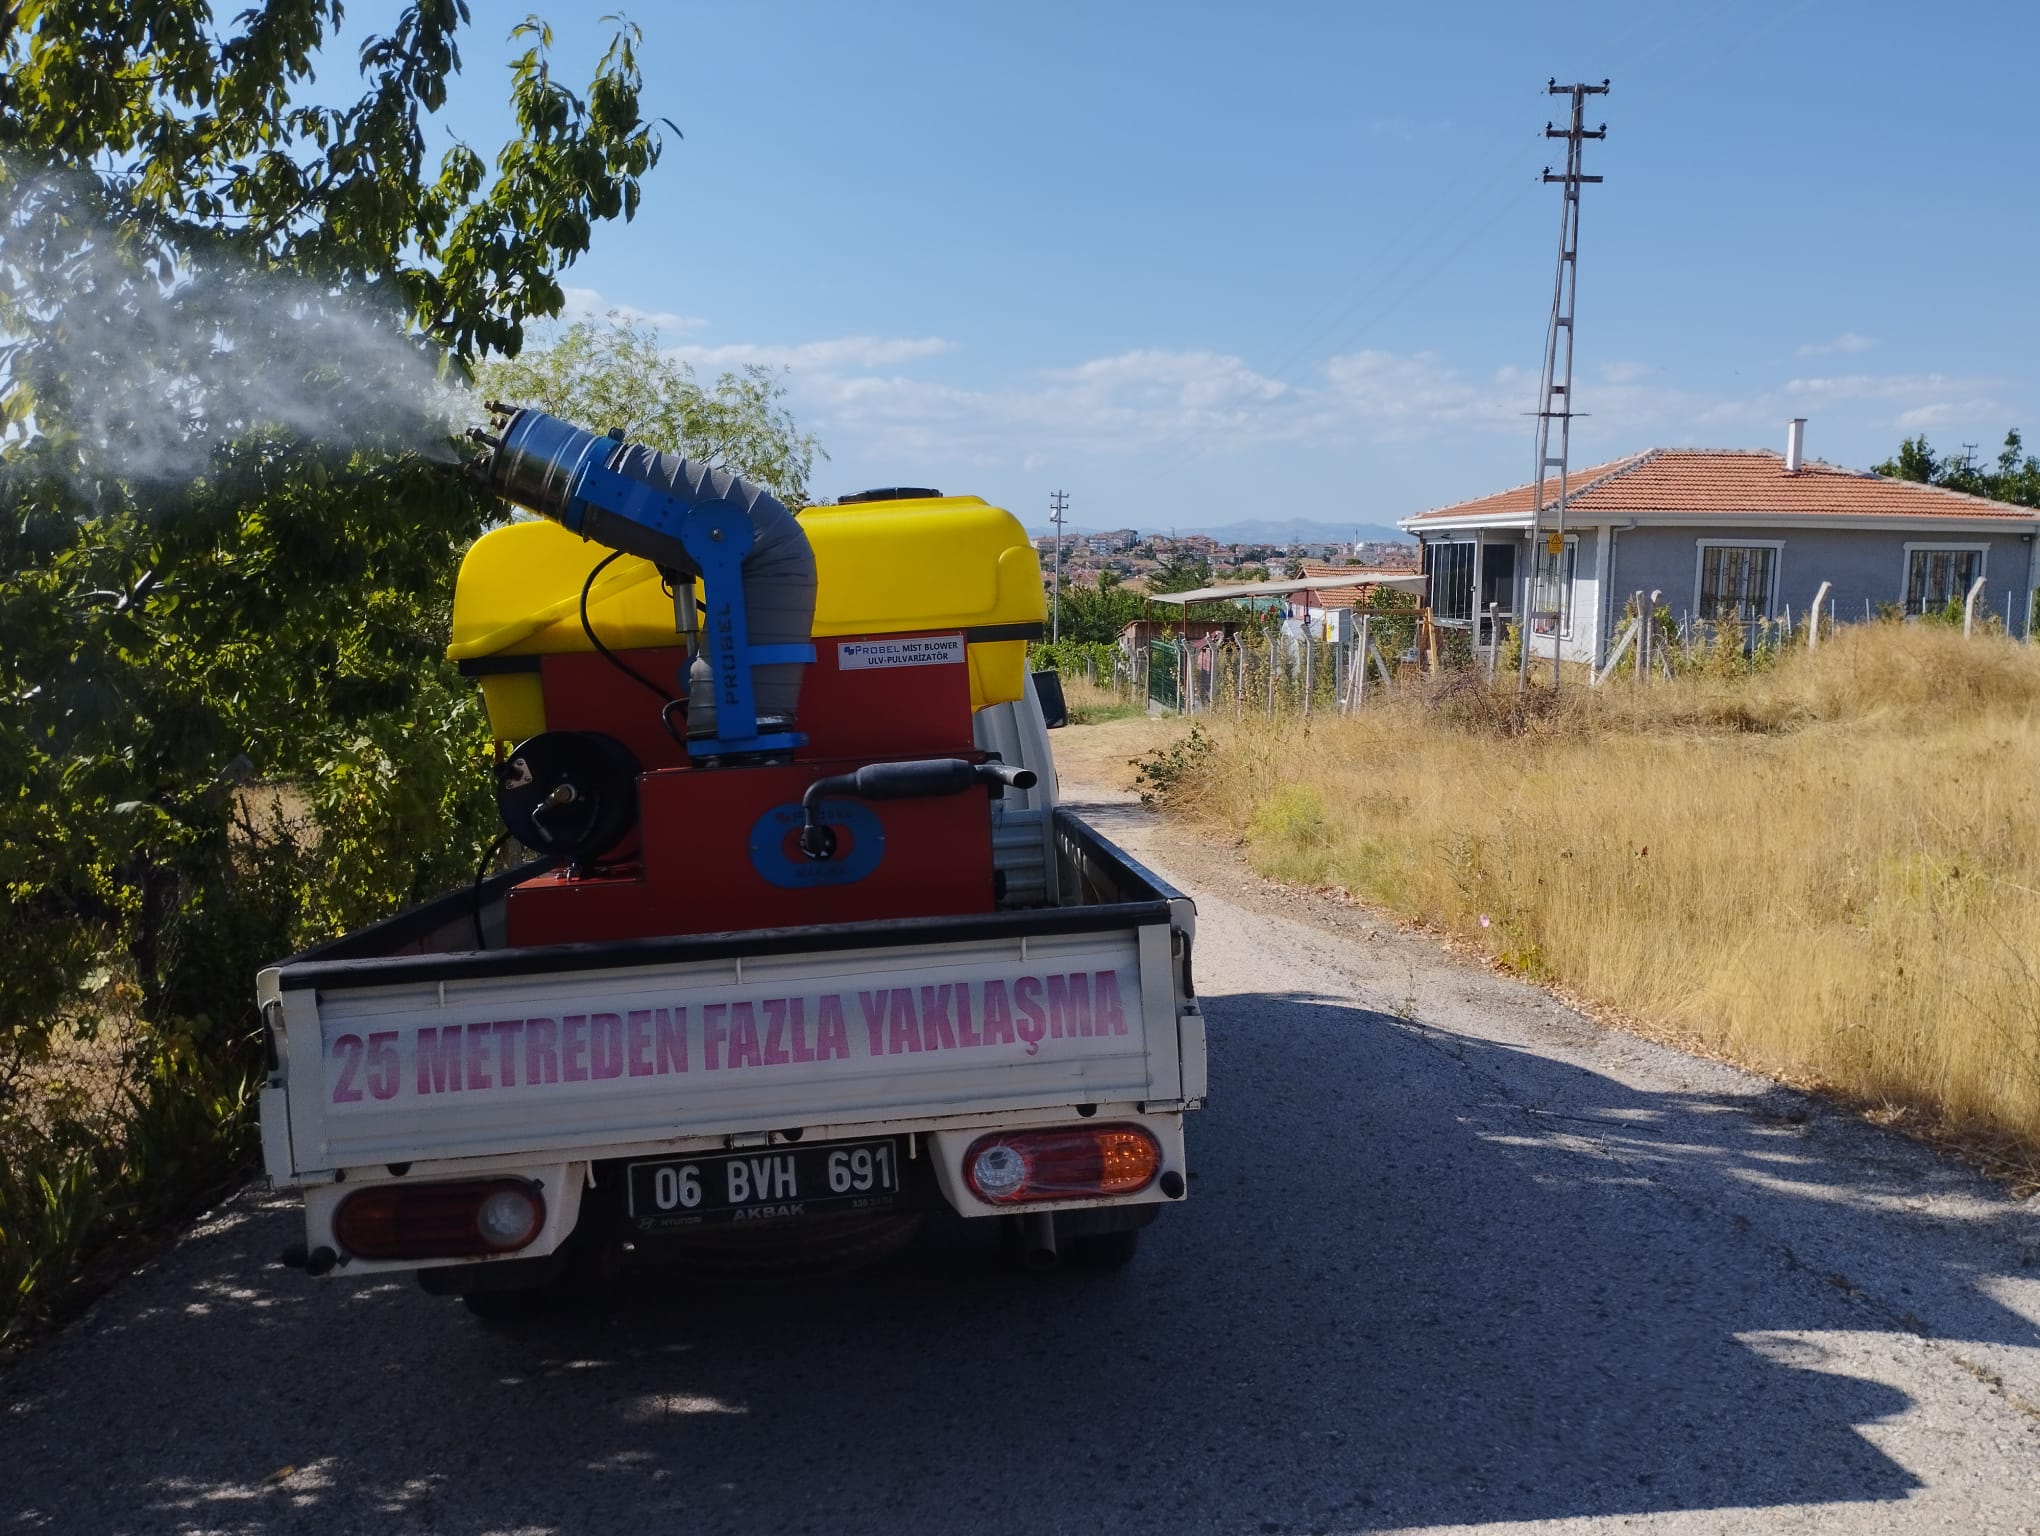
670 336 955 372
1784 372 1970 401
1315 353 1711 446
1053 348 1288 406
1320 349 1525 437
760 346 1307 470
1692 398 1766 428
735 338 1719 475
1895 403 1959 428
1040 350 1295 444
558 286 706 333
1785 371 2004 430
1795 331 1876 357
627 321 2019 490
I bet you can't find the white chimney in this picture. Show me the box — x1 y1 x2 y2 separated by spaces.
1785 417 1806 474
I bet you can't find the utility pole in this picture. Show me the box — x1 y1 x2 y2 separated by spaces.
1049 489 1070 643
1521 78 1609 692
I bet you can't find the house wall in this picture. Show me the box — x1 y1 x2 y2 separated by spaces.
1284 609 1349 643
1601 524 2038 646
1571 528 1605 663
1420 532 1605 664
1502 530 1607 667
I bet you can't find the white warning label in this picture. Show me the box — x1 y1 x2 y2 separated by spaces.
837 634 967 670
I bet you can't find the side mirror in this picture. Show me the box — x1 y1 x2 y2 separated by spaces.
1031 669 1068 729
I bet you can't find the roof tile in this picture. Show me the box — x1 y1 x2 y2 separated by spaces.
1291 563 1411 608
1405 449 2036 524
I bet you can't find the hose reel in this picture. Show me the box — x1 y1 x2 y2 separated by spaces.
496 732 642 863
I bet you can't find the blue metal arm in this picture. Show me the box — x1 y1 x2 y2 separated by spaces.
559 455 815 757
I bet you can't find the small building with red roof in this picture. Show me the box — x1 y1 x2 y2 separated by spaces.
1397 423 2040 665
1284 563 1425 639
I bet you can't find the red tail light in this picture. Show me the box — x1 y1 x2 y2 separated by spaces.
334 1179 545 1260
964 1125 1162 1205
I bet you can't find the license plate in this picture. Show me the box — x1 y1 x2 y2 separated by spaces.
626 1138 904 1230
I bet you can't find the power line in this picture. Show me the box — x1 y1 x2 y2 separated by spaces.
1254 133 1545 388
1521 78 1609 693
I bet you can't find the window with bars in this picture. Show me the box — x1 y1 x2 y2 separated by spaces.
1425 540 1474 621
1696 544 1779 622
1904 546 1984 616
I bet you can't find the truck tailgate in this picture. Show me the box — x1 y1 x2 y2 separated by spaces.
264 897 1188 1175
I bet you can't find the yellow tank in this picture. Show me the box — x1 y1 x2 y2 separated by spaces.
802 493 1046 713
448 495 1046 741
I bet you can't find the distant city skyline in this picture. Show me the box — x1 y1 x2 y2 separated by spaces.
1023 517 1412 544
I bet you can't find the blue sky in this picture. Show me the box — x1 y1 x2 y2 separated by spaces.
376 1 2037 533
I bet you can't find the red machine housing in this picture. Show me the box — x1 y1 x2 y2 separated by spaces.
504 629 999 947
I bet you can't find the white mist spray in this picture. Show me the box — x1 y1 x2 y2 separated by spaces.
0 163 470 486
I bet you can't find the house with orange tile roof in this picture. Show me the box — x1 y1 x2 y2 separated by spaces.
1397 422 2040 666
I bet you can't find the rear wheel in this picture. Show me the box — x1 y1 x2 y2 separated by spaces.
1066 1229 1140 1271
1051 1202 1156 1271
459 1286 553 1337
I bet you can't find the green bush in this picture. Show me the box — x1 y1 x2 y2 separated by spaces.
1131 724 1215 808
0 5 663 1352
1029 638 1121 682
1497 621 1523 675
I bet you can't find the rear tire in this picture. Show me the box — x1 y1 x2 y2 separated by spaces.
1067 1229 1140 1270
460 1287 551 1337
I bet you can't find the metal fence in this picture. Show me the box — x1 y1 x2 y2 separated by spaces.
1143 613 1422 718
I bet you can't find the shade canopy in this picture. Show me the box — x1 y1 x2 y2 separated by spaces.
1146 570 1427 605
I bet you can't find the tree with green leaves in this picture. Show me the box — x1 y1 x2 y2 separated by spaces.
1048 566 1147 647
474 316 824 507
1147 554 1214 595
1875 429 2040 508
0 1 670 1338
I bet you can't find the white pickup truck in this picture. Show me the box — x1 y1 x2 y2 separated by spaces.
257 694 1205 1311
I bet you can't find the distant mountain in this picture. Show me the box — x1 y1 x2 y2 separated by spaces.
1025 517 1413 545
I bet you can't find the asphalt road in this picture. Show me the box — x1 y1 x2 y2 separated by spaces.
4 791 2038 1536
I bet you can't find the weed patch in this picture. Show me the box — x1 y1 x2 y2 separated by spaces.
1142 623 2040 1184
1245 786 1332 884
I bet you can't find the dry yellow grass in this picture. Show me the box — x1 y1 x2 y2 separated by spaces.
1143 622 2040 1180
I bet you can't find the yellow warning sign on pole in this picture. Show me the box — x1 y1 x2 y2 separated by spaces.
1546 531 1564 557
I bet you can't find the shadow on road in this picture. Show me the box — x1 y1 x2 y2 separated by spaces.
3 988 2034 1534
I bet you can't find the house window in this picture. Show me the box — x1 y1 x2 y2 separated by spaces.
1903 545 1986 616
1696 542 1780 622
1531 536 1578 636
1426 540 1474 622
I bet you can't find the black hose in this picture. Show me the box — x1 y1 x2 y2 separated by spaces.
471 831 512 951
580 550 679 709
797 758 1038 859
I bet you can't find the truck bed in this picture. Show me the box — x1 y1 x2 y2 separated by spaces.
259 808 1201 1184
